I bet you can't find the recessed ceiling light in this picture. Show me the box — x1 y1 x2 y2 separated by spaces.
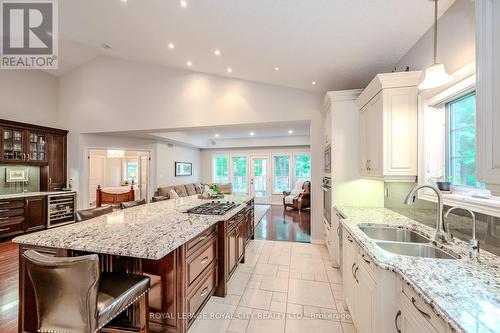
101 43 111 50
168 43 175 49
187 61 192 67
288 129 294 134
274 67 280 71
249 132 255 136
227 67 232 73
120 0 127 3
215 133 220 138
214 49 221 56
312 81 317 85
180 0 188 8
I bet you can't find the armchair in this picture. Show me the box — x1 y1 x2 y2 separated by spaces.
283 181 311 211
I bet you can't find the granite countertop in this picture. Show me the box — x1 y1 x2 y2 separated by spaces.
14 195 253 260
0 191 76 200
337 206 500 333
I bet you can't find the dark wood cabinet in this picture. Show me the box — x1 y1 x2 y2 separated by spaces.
46 133 67 190
228 222 238 276
24 196 46 232
0 119 68 191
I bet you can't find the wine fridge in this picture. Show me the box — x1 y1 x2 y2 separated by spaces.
47 192 76 228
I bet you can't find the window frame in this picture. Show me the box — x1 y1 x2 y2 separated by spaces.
445 91 482 190
271 153 292 194
230 154 249 194
212 154 230 184
292 152 311 187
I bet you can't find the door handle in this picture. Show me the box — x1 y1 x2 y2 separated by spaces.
347 235 353 243
361 254 371 264
200 286 209 297
411 297 431 320
395 310 401 333
351 263 356 279
354 266 359 283
200 256 209 265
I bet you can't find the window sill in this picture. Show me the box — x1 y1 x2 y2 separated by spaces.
418 191 500 218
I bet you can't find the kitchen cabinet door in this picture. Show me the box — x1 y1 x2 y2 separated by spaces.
359 107 368 175
365 92 383 178
353 263 376 333
47 133 67 191
237 222 245 262
228 226 238 275
476 0 500 195
397 295 439 333
342 230 358 315
1 127 26 161
26 131 47 162
25 196 46 232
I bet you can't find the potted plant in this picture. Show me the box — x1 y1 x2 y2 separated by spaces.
436 176 451 192
209 184 219 193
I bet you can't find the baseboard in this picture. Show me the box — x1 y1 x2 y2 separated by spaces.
311 238 325 245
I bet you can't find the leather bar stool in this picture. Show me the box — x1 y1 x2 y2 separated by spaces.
120 199 146 210
23 250 150 333
75 205 113 222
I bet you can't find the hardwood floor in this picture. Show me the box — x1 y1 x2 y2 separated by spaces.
0 241 19 333
254 205 311 242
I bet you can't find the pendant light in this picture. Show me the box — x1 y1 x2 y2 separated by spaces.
418 0 454 90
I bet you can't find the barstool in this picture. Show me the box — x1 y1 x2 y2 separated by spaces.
23 250 150 333
75 205 113 222
120 199 146 210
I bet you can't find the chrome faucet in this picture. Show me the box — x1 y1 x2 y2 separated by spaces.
445 207 479 261
404 183 450 243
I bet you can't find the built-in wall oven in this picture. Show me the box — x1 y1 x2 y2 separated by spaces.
47 192 76 228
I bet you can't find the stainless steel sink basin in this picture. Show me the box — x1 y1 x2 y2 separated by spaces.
376 242 458 259
359 225 429 243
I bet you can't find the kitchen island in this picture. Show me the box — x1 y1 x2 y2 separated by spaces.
14 194 255 333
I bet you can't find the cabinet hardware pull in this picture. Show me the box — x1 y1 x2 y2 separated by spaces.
411 297 431 320
395 310 401 333
199 234 208 241
354 266 359 284
347 235 353 243
200 256 209 264
351 263 356 279
0 202 10 205
0 228 10 232
362 254 371 264
200 287 209 297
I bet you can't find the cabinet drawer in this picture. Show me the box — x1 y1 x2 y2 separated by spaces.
187 237 217 285
0 207 25 218
401 284 446 332
0 220 23 236
0 199 24 209
187 225 217 253
187 262 217 317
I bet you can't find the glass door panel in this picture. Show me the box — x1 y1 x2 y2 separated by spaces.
28 132 46 161
251 157 270 204
2 128 25 160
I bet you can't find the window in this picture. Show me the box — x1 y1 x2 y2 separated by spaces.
125 162 138 183
232 156 248 193
273 155 290 193
213 155 229 184
446 93 484 188
294 154 311 186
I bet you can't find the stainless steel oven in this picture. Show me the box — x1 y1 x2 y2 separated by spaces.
322 177 331 225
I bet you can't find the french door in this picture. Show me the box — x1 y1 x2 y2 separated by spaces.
250 156 270 204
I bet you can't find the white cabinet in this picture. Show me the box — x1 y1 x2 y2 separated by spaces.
397 295 439 333
353 263 376 333
476 0 500 195
342 230 358 312
357 72 420 182
324 108 332 145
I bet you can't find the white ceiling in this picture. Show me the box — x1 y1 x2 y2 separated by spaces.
101 121 311 149
54 0 454 92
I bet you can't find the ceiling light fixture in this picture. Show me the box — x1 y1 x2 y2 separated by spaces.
180 0 188 8
227 67 232 73
120 0 127 3
274 67 279 71
215 133 220 138
187 61 192 67
418 0 453 90
168 43 175 49
288 130 294 134
101 43 111 50
312 81 317 85
214 49 221 56
249 132 255 136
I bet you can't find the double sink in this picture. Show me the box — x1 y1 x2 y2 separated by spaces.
358 225 458 259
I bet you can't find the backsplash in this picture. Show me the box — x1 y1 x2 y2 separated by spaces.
385 182 500 257
0 165 40 194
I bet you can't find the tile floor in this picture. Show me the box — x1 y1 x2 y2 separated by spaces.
188 240 357 333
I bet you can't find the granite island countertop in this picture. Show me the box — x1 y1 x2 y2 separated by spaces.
337 206 500 333
14 194 253 260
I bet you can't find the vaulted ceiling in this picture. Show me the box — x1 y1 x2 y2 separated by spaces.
54 0 454 92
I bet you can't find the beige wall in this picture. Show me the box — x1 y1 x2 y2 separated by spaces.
395 0 475 73
156 142 200 187
0 70 59 128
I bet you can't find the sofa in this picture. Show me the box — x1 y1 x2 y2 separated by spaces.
154 182 232 201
